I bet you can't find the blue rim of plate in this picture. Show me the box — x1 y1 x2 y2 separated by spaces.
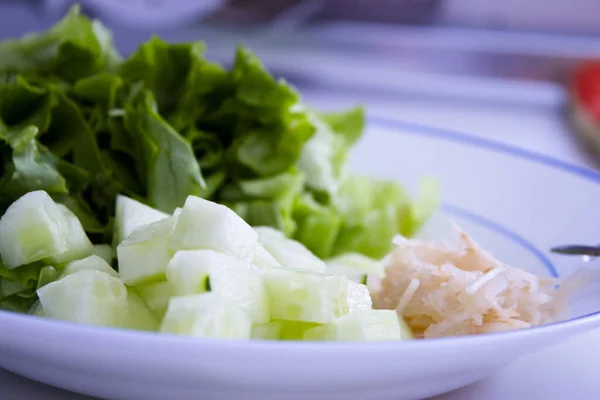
2 116 600 347
369 116 600 184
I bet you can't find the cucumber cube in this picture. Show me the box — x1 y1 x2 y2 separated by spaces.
303 324 335 341
279 320 321 340
252 320 320 341
251 321 283 340
327 252 385 283
347 281 372 313
0 191 69 269
160 293 251 339
167 250 269 324
114 195 169 246
61 255 119 278
28 301 45 317
92 244 115 265
254 226 326 273
316 310 409 341
135 281 174 319
170 196 258 261
37 270 128 328
117 214 178 285
48 204 94 264
127 289 159 331
253 243 281 269
264 268 348 324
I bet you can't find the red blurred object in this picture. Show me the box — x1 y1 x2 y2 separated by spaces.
573 61 600 123
570 60 600 162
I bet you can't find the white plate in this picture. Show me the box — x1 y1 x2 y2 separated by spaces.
1 117 600 400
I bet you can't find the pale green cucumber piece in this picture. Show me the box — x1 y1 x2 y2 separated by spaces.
135 281 174 319
399 317 414 340
334 310 405 341
0 191 69 269
314 310 409 341
303 324 335 341
61 255 118 278
117 214 178 285
127 289 159 331
252 243 281 269
92 244 115 265
37 270 128 327
347 281 372 313
251 320 319 341
28 301 45 317
254 226 326 273
48 204 93 264
160 293 252 339
264 268 348 324
113 195 169 246
326 252 385 283
166 250 269 324
170 196 258 262
279 320 321 340
251 321 283 340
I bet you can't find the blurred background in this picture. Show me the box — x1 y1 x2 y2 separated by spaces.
2 0 600 168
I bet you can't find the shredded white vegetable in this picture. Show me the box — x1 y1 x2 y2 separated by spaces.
369 224 577 338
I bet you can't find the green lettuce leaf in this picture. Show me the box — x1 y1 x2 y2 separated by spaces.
222 170 305 236
332 175 439 259
124 88 205 213
0 5 121 81
320 106 365 146
292 193 342 259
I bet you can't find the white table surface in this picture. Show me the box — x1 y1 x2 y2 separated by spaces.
3 80 600 400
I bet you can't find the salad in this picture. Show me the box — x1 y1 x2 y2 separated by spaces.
0 6 574 341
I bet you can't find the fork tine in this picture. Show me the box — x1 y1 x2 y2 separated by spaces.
550 245 600 256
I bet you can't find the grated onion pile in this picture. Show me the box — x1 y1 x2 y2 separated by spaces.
369 224 576 338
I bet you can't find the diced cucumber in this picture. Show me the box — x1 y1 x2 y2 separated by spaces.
117 214 178 285
251 321 283 340
398 317 414 340
170 196 258 262
92 244 115 265
165 251 211 296
113 195 169 246
37 270 128 328
166 250 269 324
251 320 321 341
61 255 119 278
0 191 69 269
135 281 173 319
308 310 407 341
48 204 94 264
127 289 159 331
326 252 385 283
252 243 281 269
347 280 372 313
254 226 326 273
303 324 335 341
264 268 348 324
28 301 45 317
279 320 321 340
160 293 251 339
